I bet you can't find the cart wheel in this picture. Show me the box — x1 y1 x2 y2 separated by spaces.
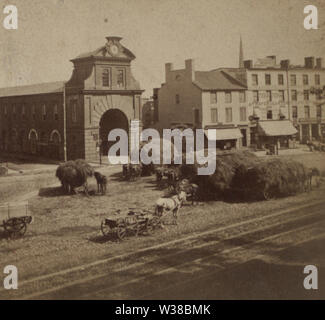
101 220 112 237
4 218 27 238
130 222 139 237
147 216 161 234
117 223 127 240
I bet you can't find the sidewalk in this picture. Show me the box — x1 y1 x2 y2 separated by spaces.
254 144 312 157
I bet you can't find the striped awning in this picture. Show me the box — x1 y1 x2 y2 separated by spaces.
205 128 243 141
258 120 297 136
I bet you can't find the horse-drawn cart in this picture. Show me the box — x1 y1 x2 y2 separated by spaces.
101 209 161 240
0 202 33 238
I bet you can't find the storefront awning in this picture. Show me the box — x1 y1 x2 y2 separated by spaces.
258 120 297 136
205 128 243 141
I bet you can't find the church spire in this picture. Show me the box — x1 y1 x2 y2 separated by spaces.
239 35 244 68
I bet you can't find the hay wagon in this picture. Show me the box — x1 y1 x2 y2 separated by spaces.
0 202 33 238
101 209 161 240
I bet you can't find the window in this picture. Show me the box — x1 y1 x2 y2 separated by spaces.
304 106 310 118
240 107 247 121
267 109 273 119
4 105 7 117
210 92 217 104
265 74 271 85
117 69 125 88
211 108 218 123
292 106 298 119
239 91 246 103
316 91 322 100
72 100 77 122
278 74 284 85
303 74 309 85
42 104 46 120
54 104 58 121
22 104 26 120
253 90 259 102
290 74 296 86
225 107 232 123
32 105 36 120
267 90 272 102
225 91 232 103
252 74 258 86
12 104 16 119
315 74 320 85
175 94 180 104
317 106 322 118
304 90 309 101
279 90 285 101
102 68 110 87
291 90 297 101
194 109 199 124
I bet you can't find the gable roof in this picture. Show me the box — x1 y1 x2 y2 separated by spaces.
0 81 64 98
194 70 247 91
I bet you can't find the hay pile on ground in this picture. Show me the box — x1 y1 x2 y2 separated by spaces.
56 159 94 193
179 150 308 201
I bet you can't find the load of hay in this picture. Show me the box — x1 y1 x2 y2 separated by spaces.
56 159 94 194
179 150 308 201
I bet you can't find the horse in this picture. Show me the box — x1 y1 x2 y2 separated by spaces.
306 167 320 191
94 171 107 195
155 191 187 225
177 179 199 205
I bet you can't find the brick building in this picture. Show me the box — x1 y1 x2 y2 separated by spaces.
0 36 143 161
155 59 248 149
154 54 325 150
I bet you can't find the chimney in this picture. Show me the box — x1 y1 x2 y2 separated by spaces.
316 58 322 69
280 59 290 69
243 60 253 69
165 63 173 82
185 59 195 81
304 57 315 68
267 55 276 64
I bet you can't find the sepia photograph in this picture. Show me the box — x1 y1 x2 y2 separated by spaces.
0 0 324 305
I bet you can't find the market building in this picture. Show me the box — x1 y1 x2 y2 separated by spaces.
0 36 144 161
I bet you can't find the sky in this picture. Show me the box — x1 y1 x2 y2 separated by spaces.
0 0 324 97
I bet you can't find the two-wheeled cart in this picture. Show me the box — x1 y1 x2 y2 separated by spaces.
0 201 33 238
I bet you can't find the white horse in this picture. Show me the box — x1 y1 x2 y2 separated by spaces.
155 191 187 224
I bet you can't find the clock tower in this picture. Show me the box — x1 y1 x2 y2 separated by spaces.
65 36 144 162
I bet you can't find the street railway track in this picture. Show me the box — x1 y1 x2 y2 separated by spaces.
1 199 324 299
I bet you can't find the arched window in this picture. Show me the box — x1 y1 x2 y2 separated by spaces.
50 130 61 144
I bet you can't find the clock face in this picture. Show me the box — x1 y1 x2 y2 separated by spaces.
110 44 119 56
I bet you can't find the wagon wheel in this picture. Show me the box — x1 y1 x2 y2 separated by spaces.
117 223 127 240
129 221 139 237
4 218 27 238
146 216 161 234
101 220 112 237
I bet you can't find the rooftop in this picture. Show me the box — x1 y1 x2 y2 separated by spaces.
194 70 247 91
0 81 65 98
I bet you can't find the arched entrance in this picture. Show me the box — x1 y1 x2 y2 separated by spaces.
99 109 129 156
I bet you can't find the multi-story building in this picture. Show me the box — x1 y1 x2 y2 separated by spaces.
155 54 325 150
0 36 143 161
155 59 248 149
242 56 325 147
